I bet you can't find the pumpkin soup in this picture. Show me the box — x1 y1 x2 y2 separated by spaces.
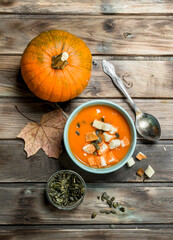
68 105 131 168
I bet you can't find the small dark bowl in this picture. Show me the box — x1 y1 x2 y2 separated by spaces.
46 170 86 210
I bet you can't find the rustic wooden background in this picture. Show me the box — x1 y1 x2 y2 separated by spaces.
0 0 173 239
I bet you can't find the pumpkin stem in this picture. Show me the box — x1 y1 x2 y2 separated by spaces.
51 52 69 70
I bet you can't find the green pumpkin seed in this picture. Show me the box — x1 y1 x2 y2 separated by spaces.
77 122 80 128
75 131 80 136
110 197 115 202
115 133 119 138
91 212 97 219
101 117 105 122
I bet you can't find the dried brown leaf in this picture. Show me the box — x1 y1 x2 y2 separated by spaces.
17 109 66 158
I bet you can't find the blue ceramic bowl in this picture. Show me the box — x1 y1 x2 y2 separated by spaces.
63 100 136 174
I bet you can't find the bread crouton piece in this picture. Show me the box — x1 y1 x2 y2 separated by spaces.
96 156 107 167
103 132 114 143
145 165 155 178
97 142 109 155
136 168 144 177
102 123 112 131
87 156 97 167
92 120 103 130
106 151 118 164
121 136 130 147
85 131 99 142
83 144 96 154
136 152 147 161
109 139 121 149
109 126 118 134
126 157 135 167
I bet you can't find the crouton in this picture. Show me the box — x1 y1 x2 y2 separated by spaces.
102 123 112 131
103 132 114 143
83 144 96 154
109 139 121 149
136 168 144 177
145 165 155 178
121 136 130 147
136 152 147 161
97 142 109 155
85 131 98 142
106 151 118 164
92 120 103 130
96 156 107 167
126 157 135 167
87 156 97 166
109 126 118 134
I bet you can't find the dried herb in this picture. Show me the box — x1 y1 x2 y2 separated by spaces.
48 171 85 208
76 131 80 136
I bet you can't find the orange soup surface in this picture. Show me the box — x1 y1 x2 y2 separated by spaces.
68 105 131 168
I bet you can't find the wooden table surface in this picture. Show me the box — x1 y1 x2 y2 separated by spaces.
0 1 173 239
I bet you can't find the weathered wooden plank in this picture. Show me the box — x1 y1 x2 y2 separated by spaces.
0 140 172 183
0 228 173 240
0 99 172 139
0 184 172 224
0 16 173 55
0 0 173 15
0 55 173 98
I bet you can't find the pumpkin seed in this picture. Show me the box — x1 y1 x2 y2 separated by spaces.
100 209 105 213
113 202 118 208
95 144 100 150
110 210 116 214
119 207 125 212
75 131 80 136
98 136 102 143
101 117 105 122
115 133 119 138
96 130 100 136
93 151 97 156
105 210 111 214
97 196 100 200
77 122 80 128
91 212 97 219
110 197 115 202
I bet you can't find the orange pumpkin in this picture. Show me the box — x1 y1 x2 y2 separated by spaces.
21 30 92 102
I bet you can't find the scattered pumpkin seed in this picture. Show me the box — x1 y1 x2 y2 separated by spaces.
91 212 97 219
100 209 105 213
110 224 116 229
110 197 115 202
119 207 125 212
105 210 111 214
75 131 80 136
93 151 97 156
113 202 118 208
98 136 102 143
110 210 116 214
77 122 80 128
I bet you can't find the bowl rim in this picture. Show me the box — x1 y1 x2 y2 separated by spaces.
46 169 86 210
63 100 136 174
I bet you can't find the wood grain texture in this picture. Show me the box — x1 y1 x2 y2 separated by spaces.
0 140 172 183
0 99 172 139
0 55 173 98
0 0 173 15
0 228 173 240
0 16 173 55
0 184 172 224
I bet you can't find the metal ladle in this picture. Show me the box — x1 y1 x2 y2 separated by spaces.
102 60 161 141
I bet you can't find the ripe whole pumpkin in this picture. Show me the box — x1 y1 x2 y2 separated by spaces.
21 30 92 102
